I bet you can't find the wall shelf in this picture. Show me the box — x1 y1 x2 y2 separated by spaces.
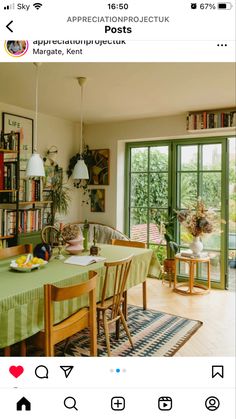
187 109 236 132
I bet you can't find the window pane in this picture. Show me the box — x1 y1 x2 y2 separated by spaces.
229 137 236 241
179 224 192 246
179 172 198 208
202 144 221 170
199 251 221 283
150 244 167 266
180 145 198 171
149 209 168 245
131 148 148 172
130 174 148 207
202 172 221 208
202 232 221 251
149 173 168 207
130 208 148 242
150 146 168 172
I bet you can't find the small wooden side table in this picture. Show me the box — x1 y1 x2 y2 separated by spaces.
174 253 211 295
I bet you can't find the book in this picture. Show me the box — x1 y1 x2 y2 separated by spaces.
180 250 208 258
0 153 4 189
64 255 106 266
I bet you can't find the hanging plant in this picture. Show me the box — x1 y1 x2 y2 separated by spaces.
67 145 93 205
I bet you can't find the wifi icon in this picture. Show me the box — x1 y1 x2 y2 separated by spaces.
33 2 43 9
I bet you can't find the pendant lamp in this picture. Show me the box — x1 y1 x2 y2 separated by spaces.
26 63 45 177
73 77 89 180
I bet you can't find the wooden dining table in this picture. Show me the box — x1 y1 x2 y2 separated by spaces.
0 244 160 350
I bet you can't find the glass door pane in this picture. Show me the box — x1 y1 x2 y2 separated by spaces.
228 137 236 291
176 142 224 286
129 145 169 262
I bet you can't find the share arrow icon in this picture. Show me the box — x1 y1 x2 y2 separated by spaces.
60 366 74 378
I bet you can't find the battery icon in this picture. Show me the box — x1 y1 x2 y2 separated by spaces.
217 2 233 8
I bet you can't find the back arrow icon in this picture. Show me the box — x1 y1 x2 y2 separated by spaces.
6 20 13 32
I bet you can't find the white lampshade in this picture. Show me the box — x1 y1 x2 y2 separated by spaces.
26 152 45 177
73 159 89 180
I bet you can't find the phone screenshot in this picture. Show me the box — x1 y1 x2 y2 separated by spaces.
0 1 235 417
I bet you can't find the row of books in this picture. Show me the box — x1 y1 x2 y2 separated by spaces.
0 209 17 236
0 208 52 236
19 178 42 202
0 191 17 204
0 160 17 190
187 111 236 130
0 131 18 151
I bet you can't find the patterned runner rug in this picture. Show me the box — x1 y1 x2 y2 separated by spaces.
55 305 202 357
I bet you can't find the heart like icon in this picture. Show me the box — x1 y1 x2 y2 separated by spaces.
9 365 24 378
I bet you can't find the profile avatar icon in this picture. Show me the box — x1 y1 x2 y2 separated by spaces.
205 396 220 411
5 40 29 57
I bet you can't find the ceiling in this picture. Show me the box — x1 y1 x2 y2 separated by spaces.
0 63 235 124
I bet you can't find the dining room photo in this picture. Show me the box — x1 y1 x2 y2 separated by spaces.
0 62 235 358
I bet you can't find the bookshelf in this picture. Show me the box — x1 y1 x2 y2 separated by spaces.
0 131 20 247
0 131 54 249
187 108 236 132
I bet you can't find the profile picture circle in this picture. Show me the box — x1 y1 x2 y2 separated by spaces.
5 40 29 57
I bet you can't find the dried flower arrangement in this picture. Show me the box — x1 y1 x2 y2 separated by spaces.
62 224 82 242
176 198 224 237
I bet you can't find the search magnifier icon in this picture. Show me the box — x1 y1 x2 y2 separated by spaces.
35 365 49 379
64 397 78 411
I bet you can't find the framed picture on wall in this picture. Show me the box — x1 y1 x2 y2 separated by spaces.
90 189 105 212
2 112 33 171
88 149 110 185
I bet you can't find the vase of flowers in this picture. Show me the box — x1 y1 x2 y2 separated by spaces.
62 224 84 255
177 198 221 257
189 236 203 257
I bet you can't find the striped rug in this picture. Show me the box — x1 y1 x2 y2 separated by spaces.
55 305 202 357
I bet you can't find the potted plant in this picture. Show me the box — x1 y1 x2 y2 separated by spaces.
50 169 71 225
161 214 179 276
67 145 92 205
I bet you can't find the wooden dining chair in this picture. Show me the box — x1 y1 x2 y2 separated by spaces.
42 271 97 357
111 239 147 317
97 255 134 356
0 243 33 260
0 243 33 357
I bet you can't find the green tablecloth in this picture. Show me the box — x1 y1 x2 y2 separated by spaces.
0 244 160 348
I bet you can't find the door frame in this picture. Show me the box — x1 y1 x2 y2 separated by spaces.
125 136 231 289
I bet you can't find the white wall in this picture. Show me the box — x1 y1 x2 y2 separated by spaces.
0 101 81 223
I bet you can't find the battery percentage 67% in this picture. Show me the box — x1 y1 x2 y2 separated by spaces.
200 3 216 8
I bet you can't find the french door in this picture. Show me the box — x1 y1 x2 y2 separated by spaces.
173 139 227 289
126 137 229 289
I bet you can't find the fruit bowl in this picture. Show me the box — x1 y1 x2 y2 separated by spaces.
10 255 48 272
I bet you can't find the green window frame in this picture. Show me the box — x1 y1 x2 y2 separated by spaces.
125 136 231 290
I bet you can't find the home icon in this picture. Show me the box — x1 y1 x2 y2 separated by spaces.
16 397 31 411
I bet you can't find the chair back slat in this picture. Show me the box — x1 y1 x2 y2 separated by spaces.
101 255 133 320
111 239 146 248
0 244 33 260
49 271 97 302
44 270 97 356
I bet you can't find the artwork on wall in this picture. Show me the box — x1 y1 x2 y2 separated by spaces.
88 149 109 185
2 112 33 171
90 189 105 212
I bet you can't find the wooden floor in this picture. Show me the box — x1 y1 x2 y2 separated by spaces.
128 279 235 356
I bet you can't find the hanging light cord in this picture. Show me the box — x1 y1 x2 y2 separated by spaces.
34 64 39 153
80 82 84 157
